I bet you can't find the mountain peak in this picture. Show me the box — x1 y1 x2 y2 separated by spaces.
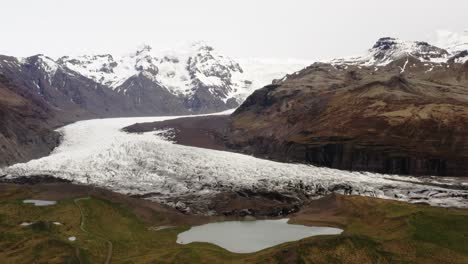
135 44 153 56
25 54 59 78
372 37 399 50
331 36 452 66
369 37 448 64
190 41 214 52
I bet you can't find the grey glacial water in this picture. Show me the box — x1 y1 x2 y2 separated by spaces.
176 218 343 253
23 200 57 206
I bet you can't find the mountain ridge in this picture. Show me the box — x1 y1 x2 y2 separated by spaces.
227 37 468 176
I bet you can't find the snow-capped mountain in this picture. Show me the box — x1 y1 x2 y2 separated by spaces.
330 36 468 66
56 42 300 110
1 34 466 121
0 42 310 117
58 42 246 96
230 32 468 177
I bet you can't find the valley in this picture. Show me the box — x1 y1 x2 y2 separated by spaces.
1 21 468 262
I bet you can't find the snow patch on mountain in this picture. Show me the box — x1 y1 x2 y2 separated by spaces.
2 113 467 209
433 30 468 53
35 55 59 76
330 37 450 66
456 55 468 64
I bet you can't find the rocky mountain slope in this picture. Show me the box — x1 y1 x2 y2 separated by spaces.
228 37 468 176
57 43 247 113
0 75 62 166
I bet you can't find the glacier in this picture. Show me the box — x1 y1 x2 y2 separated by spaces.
1 112 467 210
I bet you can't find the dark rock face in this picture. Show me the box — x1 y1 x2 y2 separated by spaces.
373 37 398 50
300 144 467 176
184 86 238 113
115 74 188 116
227 139 468 176
229 59 468 176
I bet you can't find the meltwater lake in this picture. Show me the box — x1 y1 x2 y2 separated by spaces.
177 218 343 253
23 200 57 206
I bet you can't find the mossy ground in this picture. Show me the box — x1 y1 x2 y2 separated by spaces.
0 184 467 264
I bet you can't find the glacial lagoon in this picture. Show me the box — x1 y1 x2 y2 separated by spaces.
177 218 343 253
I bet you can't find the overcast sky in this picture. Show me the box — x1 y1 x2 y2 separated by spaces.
1 0 467 60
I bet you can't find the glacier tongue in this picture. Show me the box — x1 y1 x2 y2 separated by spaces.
2 113 468 210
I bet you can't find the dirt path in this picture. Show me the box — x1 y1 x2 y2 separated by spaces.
74 197 113 264
74 247 82 264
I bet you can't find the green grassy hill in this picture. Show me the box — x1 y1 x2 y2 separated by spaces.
1 183 467 264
